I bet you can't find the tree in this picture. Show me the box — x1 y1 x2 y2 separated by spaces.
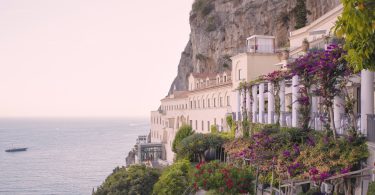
210 125 218 134
93 165 160 195
293 0 308 29
335 0 375 71
177 133 224 162
152 160 192 195
172 125 194 153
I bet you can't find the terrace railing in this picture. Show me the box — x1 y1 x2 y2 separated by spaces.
338 113 361 135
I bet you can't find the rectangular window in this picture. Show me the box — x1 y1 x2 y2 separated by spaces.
208 99 210 108
227 96 230 106
195 120 198 130
202 121 204 131
214 98 216 107
207 121 210 132
238 69 242 80
203 100 205 108
220 97 223 107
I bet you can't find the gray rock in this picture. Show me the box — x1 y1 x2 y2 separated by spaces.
168 0 340 95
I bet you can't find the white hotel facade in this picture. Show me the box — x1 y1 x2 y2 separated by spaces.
150 3 375 172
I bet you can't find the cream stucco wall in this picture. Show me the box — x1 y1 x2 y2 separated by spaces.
231 53 280 89
289 4 343 56
150 83 234 163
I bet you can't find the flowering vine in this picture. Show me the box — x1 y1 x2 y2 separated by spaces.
288 50 321 130
312 44 351 139
263 70 290 125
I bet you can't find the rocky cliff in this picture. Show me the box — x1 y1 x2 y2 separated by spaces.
168 0 340 94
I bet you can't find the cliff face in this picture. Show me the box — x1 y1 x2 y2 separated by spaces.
169 0 340 94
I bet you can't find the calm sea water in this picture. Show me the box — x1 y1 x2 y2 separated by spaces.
0 118 150 195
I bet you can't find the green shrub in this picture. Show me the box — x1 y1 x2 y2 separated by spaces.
226 115 233 128
93 165 160 195
368 181 375 195
195 53 207 61
172 125 194 153
192 0 214 16
293 0 308 29
205 16 217 32
192 161 254 194
242 119 250 137
210 125 218 134
177 133 224 162
152 160 192 195
250 122 279 134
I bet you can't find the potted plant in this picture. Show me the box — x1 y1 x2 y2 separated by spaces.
302 38 309 52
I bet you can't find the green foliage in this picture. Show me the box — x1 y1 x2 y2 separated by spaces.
293 0 308 29
242 119 250 138
250 122 279 134
368 181 375 195
297 187 321 195
210 125 218 134
292 136 369 181
192 0 214 16
172 125 194 153
278 11 290 27
335 0 375 71
205 16 217 32
226 115 233 129
177 133 224 162
195 53 208 61
226 124 369 187
213 117 235 140
223 137 252 157
192 161 254 194
93 165 160 195
152 160 192 195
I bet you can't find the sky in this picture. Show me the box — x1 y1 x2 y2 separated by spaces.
0 0 194 118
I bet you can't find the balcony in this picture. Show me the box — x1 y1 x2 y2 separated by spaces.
194 76 232 90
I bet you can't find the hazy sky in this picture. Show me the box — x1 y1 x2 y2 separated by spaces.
0 0 194 118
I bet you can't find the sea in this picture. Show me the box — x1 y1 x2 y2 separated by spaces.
0 117 150 195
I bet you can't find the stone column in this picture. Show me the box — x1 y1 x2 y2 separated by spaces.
237 90 241 121
279 80 286 126
292 75 299 127
334 96 345 134
252 85 258 123
259 83 265 123
247 88 251 119
361 70 374 134
310 85 318 129
268 82 274 124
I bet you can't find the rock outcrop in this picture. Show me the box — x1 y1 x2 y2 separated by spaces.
168 0 340 94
